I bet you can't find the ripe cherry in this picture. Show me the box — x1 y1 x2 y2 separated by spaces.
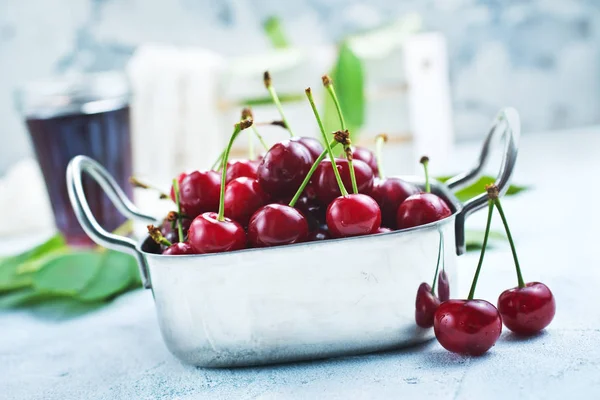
370 134 419 229
163 242 196 255
376 227 392 233
293 137 323 161
313 158 374 204
415 233 444 328
326 194 381 238
487 184 555 335
353 146 378 176
224 177 269 226
147 225 197 255
257 139 313 198
188 121 251 254
226 160 258 183
434 193 502 355
188 212 246 253
248 204 309 247
498 282 555 335
434 299 503 356
397 156 451 229
416 283 441 328
171 170 220 219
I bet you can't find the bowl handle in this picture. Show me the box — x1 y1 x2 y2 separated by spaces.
66 155 157 289
447 107 521 255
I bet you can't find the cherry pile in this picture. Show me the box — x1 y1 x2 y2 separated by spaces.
145 72 453 255
427 184 555 356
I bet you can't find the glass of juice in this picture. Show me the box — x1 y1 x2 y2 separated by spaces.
16 72 133 246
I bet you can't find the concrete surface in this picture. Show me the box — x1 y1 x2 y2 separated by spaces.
1 128 600 399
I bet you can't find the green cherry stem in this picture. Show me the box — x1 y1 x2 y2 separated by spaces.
264 71 294 137
147 225 172 247
420 156 431 193
467 197 494 300
305 88 348 196
322 75 346 131
217 119 253 221
323 76 358 194
288 139 339 207
374 134 388 180
251 125 269 152
490 185 526 288
430 230 444 295
211 150 225 171
172 178 184 243
242 107 269 155
346 149 359 194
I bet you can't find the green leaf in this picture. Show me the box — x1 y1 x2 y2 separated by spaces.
262 16 290 49
33 252 102 295
0 235 67 292
0 288 65 309
435 175 529 203
77 252 138 302
465 229 507 252
323 42 366 138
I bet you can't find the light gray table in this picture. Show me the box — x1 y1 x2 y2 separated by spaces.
2 128 599 400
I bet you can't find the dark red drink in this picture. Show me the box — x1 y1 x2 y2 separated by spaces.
19 73 132 246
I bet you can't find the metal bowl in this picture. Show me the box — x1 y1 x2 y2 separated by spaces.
67 108 520 367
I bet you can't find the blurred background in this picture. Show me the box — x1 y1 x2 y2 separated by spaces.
1 0 599 174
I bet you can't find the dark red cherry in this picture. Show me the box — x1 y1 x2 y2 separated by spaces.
226 160 258 183
371 178 419 229
313 159 374 204
160 217 191 242
437 270 451 302
248 204 309 247
292 136 324 161
415 282 441 328
308 228 330 241
434 299 502 356
171 171 220 218
497 282 555 335
326 194 381 238
162 242 196 255
257 140 313 198
188 212 246 254
377 227 392 233
352 146 378 176
397 193 452 229
224 177 269 226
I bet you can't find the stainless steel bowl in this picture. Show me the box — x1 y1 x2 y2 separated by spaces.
67 108 520 367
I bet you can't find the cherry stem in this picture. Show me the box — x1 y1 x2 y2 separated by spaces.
324 76 358 194
420 156 431 193
346 150 359 194
172 179 184 243
147 225 172 247
305 88 348 196
468 199 494 300
375 134 387 180
430 231 444 295
251 125 269 151
493 197 525 288
248 128 255 160
323 75 346 131
218 121 251 221
129 177 170 200
288 140 339 207
264 71 294 137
